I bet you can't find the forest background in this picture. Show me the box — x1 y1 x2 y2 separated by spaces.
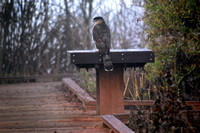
0 0 145 76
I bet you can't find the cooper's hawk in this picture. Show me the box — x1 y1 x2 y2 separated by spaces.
92 16 113 71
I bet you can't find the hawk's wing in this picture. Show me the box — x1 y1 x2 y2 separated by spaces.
93 22 111 49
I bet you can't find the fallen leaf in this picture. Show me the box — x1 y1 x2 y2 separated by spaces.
40 100 45 103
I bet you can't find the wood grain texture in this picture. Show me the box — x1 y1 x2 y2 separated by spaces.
63 78 95 103
62 78 96 111
68 49 154 68
97 65 124 115
101 115 134 133
0 82 108 133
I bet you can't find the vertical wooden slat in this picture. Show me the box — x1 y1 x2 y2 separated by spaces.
96 68 100 115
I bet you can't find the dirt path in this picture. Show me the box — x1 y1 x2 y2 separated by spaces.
0 82 108 133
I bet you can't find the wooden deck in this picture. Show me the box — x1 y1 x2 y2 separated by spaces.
0 82 108 133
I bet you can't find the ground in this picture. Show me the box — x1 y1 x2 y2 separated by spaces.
0 82 108 133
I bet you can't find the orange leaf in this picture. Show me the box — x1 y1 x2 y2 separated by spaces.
40 100 45 103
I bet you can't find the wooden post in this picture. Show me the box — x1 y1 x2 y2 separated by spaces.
96 65 124 115
68 49 155 115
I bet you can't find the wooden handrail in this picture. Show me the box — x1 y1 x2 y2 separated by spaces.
101 115 134 133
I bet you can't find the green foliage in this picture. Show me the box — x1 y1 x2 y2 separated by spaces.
130 0 200 132
129 110 152 132
144 0 200 100
149 72 193 133
79 69 96 95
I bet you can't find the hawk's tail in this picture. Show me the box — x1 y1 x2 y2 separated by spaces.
103 54 113 71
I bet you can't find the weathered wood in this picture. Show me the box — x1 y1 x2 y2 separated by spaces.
101 115 134 133
85 101 97 111
97 65 124 115
68 49 155 115
62 78 96 111
0 82 108 133
125 100 200 110
62 78 95 103
113 113 130 124
102 112 200 133
124 100 153 106
62 79 200 112
68 49 154 68
96 68 100 115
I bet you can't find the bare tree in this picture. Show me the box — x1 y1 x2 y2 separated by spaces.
92 0 146 49
0 0 147 76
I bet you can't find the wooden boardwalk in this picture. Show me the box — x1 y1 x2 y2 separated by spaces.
0 82 108 133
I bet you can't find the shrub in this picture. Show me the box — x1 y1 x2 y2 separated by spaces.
128 0 200 132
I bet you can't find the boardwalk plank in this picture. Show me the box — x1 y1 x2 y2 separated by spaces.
0 82 108 133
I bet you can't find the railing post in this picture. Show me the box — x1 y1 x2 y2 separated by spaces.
96 65 124 115
68 49 155 115
96 68 100 115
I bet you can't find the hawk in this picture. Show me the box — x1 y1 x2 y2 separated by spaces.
92 16 113 71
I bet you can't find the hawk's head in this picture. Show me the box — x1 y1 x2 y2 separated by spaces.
93 16 105 25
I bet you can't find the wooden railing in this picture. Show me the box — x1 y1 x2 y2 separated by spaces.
62 78 200 111
0 73 79 83
63 78 200 132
